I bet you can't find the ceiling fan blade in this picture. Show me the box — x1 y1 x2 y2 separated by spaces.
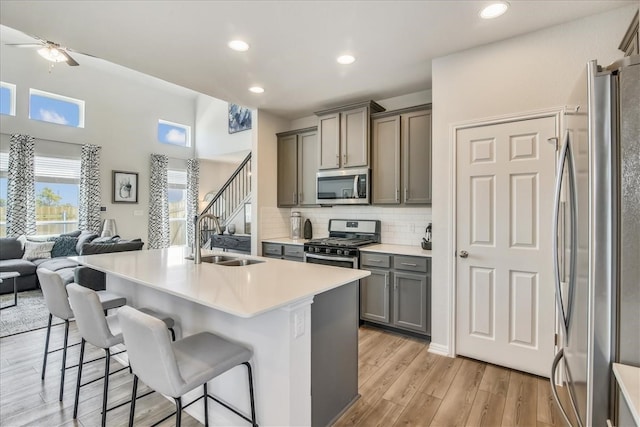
4 43 43 48
60 49 79 66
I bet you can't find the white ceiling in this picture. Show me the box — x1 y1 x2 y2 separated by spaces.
0 1 635 120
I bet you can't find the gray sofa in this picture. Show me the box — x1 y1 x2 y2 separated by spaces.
0 232 144 294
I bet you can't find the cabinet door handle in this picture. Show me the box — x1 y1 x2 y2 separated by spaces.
404 188 408 201
336 154 340 166
401 262 418 267
396 188 399 202
369 259 383 263
299 192 302 203
293 192 297 204
343 153 347 165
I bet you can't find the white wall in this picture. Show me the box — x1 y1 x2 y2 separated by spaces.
430 5 637 354
0 44 197 241
253 110 290 253
195 94 253 160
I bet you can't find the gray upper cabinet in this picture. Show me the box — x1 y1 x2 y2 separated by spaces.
277 127 318 207
371 105 432 205
372 115 401 203
316 100 385 170
277 133 298 207
619 10 638 57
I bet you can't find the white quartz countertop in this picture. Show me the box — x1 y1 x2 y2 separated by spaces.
361 243 432 258
70 247 369 318
613 363 640 426
261 237 309 245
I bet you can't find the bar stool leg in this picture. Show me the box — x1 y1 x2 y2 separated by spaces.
244 362 257 427
59 319 70 401
73 339 85 419
41 314 53 380
101 349 111 427
175 397 183 427
203 383 209 427
128 375 138 427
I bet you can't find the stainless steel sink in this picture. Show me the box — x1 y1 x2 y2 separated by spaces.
215 259 265 267
202 255 238 264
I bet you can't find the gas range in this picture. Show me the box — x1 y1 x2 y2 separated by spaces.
304 220 381 263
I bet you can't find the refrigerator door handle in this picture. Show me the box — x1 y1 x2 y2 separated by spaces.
553 132 578 336
550 349 583 427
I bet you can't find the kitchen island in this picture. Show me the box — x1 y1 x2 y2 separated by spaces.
71 247 370 427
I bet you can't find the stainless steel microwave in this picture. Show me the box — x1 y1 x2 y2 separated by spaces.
316 168 370 205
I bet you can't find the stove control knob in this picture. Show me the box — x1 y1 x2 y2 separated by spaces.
336 249 342 255
315 247 321 253
325 248 331 254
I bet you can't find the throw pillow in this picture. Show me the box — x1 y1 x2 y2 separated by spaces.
49 236 79 257
61 230 82 238
22 241 55 261
76 231 99 254
16 234 27 250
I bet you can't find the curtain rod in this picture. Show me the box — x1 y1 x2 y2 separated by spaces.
0 132 100 148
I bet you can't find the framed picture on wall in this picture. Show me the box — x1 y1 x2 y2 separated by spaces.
228 103 252 134
112 171 138 203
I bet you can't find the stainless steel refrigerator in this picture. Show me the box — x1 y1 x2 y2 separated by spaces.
551 55 639 427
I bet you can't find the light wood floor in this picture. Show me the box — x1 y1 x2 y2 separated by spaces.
335 325 569 427
1 322 570 427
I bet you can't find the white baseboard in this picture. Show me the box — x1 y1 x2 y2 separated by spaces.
428 342 451 357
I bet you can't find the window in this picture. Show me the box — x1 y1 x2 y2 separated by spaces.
158 119 191 147
29 88 85 128
0 82 16 116
168 169 187 246
0 153 80 237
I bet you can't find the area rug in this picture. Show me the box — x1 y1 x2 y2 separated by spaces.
0 290 62 337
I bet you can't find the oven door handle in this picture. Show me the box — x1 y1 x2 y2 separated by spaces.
304 253 357 263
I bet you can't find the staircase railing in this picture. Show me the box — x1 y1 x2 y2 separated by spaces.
199 152 252 238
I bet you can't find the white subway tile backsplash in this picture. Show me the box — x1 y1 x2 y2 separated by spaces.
259 205 432 247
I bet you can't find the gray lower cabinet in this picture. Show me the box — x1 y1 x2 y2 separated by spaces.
262 242 304 262
371 105 432 205
276 127 318 207
360 252 431 336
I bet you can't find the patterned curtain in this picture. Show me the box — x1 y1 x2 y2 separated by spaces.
186 158 200 248
78 144 102 233
148 154 170 249
6 134 36 236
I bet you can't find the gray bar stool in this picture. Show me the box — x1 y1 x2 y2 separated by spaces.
118 305 258 427
66 283 175 427
37 268 127 401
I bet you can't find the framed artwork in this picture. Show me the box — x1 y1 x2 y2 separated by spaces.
112 170 138 203
228 103 252 134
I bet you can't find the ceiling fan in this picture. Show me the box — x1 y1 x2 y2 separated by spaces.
6 38 81 66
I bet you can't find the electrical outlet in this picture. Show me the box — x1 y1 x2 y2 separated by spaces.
294 312 305 338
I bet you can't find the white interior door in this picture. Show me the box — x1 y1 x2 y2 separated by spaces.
456 116 557 377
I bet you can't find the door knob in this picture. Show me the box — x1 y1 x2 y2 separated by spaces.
459 250 469 258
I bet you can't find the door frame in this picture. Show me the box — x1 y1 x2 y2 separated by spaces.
448 107 563 358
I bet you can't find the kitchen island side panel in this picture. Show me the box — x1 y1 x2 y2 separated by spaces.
312 281 359 427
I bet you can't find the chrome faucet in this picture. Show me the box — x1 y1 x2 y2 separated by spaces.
194 213 222 264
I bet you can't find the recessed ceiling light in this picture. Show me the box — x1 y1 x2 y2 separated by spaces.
480 1 509 19
337 55 356 65
228 40 249 52
249 86 264 94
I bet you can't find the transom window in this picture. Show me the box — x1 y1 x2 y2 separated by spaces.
158 119 191 147
0 82 16 116
29 88 85 128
